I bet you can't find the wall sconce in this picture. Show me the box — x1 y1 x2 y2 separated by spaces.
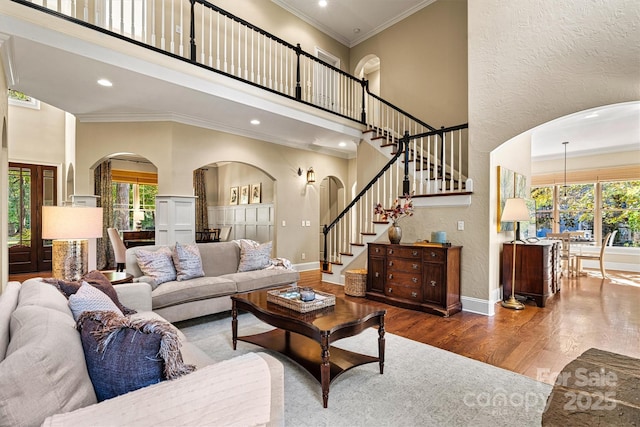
298 167 316 184
306 167 315 183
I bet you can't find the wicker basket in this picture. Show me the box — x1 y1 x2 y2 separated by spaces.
344 269 367 297
267 287 336 313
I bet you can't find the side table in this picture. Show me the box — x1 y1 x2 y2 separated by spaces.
101 271 134 285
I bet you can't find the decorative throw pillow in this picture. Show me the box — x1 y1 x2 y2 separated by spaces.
44 270 136 315
135 247 177 286
68 282 124 321
172 242 205 281
237 240 273 272
77 311 196 402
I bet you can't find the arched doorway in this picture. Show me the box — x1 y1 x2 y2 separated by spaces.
197 161 276 243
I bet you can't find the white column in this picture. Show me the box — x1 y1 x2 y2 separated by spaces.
155 195 196 245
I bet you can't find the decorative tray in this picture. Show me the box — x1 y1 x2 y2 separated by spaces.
267 287 336 313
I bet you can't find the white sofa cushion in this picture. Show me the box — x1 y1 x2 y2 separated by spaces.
0 306 97 427
41 353 275 427
151 276 236 310
0 282 20 362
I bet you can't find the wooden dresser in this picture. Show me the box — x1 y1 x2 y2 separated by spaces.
501 241 560 307
366 243 462 317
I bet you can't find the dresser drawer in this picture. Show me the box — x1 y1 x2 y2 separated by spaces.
423 248 446 262
369 244 386 257
387 271 421 287
386 246 421 259
385 283 423 301
387 257 422 273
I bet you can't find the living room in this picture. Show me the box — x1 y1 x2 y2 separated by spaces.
1 0 639 425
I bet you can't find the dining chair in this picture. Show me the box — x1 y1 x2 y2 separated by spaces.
107 227 127 272
547 232 575 278
575 232 613 279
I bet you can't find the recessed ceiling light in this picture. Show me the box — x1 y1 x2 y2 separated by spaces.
338 142 347 147
97 79 113 87
353 28 361 34
319 0 327 7
250 119 260 125
584 112 599 119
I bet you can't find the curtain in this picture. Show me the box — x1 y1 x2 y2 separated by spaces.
194 168 209 233
94 160 114 269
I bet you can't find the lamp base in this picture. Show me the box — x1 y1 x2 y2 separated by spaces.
52 239 88 281
501 296 525 310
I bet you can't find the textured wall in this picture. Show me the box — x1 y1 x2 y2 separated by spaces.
467 0 640 302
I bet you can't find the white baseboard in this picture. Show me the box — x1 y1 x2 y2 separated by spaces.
293 262 320 272
461 294 498 317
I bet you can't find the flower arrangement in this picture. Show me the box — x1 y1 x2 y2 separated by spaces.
374 193 414 225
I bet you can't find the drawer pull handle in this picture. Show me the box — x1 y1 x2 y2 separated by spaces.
411 291 417 298
412 251 418 256
375 272 379 278
389 261 394 266
430 252 437 258
388 274 393 280
388 288 393 293
389 249 394 255
375 248 380 253
430 280 437 287
412 277 418 283
412 263 418 269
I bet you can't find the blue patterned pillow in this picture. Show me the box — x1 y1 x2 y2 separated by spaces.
237 240 272 272
135 247 177 286
172 242 205 281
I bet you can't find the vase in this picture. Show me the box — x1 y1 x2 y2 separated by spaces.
388 222 402 244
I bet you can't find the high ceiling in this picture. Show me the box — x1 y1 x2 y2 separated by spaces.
2 2 637 161
272 0 436 47
273 0 640 160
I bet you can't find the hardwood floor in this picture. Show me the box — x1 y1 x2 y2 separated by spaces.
9 267 639 385
298 269 640 385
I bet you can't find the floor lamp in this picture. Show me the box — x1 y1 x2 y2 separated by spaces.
501 198 530 310
42 206 103 281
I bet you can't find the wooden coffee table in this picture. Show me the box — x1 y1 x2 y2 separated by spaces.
231 288 386 408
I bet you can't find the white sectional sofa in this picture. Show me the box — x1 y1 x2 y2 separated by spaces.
0 278 284 426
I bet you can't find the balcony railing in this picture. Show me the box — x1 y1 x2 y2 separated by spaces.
13 0 471 274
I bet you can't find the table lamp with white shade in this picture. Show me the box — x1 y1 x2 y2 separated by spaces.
501 198 530 310
42 206 103 281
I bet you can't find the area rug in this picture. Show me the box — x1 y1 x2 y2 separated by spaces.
178 313 552 427
542 348 640 426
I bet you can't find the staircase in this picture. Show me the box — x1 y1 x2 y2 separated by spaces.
321 124 470 284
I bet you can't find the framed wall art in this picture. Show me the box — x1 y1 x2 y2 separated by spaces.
240 185 250 204
250 183 261 204
229 186 239 205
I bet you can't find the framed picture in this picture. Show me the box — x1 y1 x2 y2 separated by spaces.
250 183 261 204
229 186 239 205
240 185 250 204
497 165 515 232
